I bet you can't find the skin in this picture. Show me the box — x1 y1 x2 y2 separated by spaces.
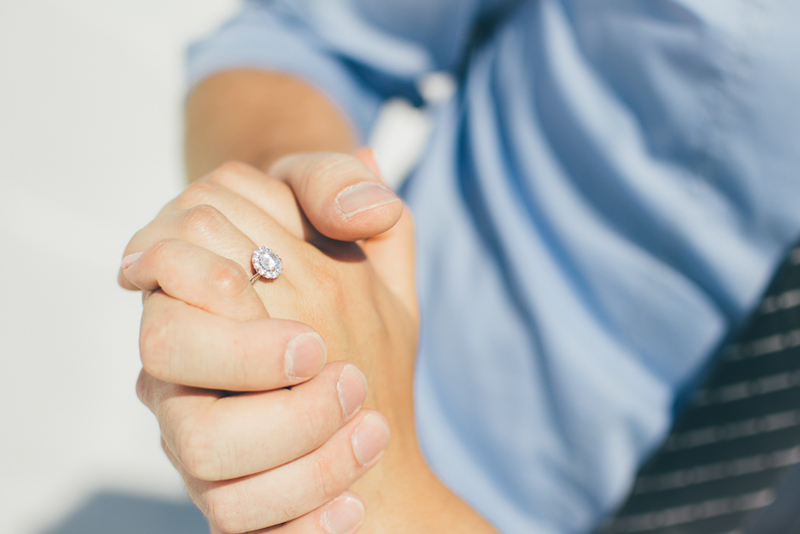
184 69 357 182
120 70 499 533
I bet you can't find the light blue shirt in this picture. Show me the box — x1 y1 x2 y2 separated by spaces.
187 2 800 532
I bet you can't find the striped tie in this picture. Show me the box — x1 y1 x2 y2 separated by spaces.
597 246 800 534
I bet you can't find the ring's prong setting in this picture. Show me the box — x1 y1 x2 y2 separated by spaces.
251 246 282 283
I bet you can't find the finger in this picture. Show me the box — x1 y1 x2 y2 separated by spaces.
192 162 310 239
361 205 418 319
122 204 259 280
265 151 403 242
122 239 267 321
264 492 365 534
139 291 326 390
183 410 390 533
119 171 301 291
118 262 139 290
125 175 304 264
137 370 220 425
206 491 365 534
121 202 300 310
351 146 380 175
140 360 368 482
134 168 372 308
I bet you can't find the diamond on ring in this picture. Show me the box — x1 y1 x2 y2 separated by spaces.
251 246 282 283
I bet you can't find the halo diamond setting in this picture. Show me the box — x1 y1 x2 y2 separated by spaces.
251 247 283 280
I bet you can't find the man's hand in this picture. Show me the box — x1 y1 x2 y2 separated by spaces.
122 158 498 533
268 148 403 242
122 65 498 531
120 155 404 533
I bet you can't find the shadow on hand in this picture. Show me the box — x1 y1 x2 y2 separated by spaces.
40 489 207 534
310 234 367 264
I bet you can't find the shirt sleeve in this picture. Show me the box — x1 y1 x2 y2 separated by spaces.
187 0 454 140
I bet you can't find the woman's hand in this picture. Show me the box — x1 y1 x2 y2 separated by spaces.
120 155 415 533
121 156 498 533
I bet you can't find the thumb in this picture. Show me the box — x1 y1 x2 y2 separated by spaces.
268 149 403 242
351 146 381 175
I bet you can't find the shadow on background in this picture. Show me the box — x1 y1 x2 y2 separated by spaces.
40 490 208 534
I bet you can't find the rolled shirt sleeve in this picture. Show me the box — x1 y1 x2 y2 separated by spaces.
187 1 800 533
187 0 451 140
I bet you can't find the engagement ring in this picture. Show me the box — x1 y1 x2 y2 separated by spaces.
250 246 282 283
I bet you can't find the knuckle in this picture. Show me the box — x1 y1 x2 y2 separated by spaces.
145 239 196 292
182 204 226 238
175 179 220 210
173 416 224 481
144 239 176 265
208 160 259 185
208 259 249 298
138 316 172 380
204 486 250 534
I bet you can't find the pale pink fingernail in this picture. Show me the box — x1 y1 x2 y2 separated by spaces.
336 182 400 218
337 365 368 422
285 332 327 380
121 252 143 269
351 413 391 466
322 495 365 534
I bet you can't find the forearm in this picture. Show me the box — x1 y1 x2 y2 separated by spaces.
353 448 499 533
184 69 357 181
183 72 498 532
346 326 498 533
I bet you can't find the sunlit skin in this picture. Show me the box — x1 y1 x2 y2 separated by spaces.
120 70 500 534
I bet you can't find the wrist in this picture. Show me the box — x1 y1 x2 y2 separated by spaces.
352 446 497 533
184 69 357 181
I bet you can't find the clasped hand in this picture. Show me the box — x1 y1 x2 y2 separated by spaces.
119 152 418 534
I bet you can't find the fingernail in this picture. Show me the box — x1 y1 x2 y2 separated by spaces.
351 413 391 466
322 495 365 534
336 182 400 218
121 252 143 269
285 332 327 380
337 365 368 421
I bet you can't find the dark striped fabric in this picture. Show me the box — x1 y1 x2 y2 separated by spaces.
596 246 800 534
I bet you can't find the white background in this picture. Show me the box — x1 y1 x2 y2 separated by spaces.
0 2 236 532
0 2 437 533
